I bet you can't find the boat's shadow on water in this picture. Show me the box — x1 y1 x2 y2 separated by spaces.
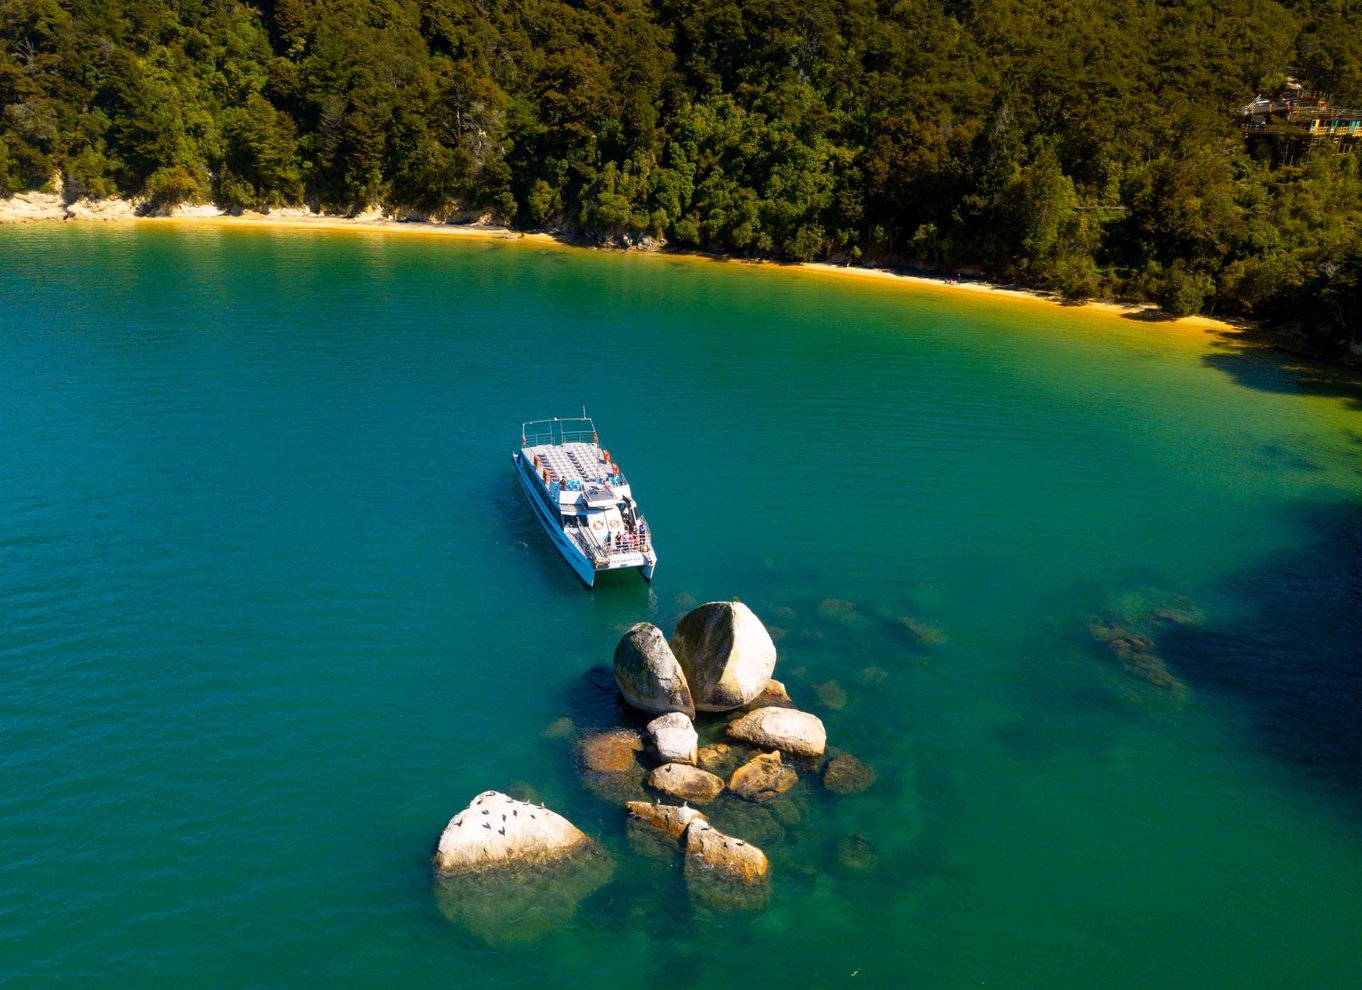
1159 498 1362 814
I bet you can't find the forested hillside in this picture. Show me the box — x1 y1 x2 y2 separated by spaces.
2 0 1359 331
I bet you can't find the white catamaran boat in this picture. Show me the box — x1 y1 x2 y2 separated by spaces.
512 417 657 587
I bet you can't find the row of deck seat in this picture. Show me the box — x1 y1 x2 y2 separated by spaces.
532 443 613 487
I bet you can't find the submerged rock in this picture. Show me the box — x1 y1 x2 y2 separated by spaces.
578 728 644 774
1150 605 1205 627
727 750 798 803
817 598 860 624
696 742 745 777
541 716 575 741
1106 634 1157 657
582 664 620 693
836 834 879 872
670 601 777 711
704 796 786 847
895 616 947 645
683 819 770 910
615 622 696 716
822 753 877 795
1089 621 1186 693
813 680 848 710
581 765 649 805
646 711 698 765
726 707 827 757
647 762 725 803
1119 651 1186 692
767 794 804 826
433 791 597 875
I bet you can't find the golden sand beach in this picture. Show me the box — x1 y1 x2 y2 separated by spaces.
0 195 1243 340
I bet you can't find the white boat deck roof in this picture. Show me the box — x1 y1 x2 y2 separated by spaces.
526 441 613 486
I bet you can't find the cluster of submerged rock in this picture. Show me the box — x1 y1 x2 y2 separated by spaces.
1086 587 1205 701
432 600 875 932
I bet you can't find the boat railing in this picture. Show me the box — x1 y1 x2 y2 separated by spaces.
567 526 601 561
600 533 652 556
569 523 652 564
522 417 597 447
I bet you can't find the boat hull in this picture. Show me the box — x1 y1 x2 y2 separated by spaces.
513 453 598 587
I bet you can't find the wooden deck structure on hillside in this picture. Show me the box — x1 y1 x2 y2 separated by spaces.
1242 88 1362 160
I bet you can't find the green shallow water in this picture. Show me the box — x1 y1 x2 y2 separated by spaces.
1 225 1360 987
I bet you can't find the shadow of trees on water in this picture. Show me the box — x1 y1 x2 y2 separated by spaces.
1158 500 1362 811
1199 330 1362 410
1119 307 1182 322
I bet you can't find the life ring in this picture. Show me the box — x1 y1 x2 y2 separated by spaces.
609 517 622 530
591 518 604 532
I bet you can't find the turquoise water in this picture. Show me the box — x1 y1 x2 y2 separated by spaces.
1 225 1360 987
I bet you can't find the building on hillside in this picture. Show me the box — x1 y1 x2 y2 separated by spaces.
1242 87 1361 161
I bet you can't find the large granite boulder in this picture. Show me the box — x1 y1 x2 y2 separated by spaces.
683 819 770 910
433 791 596 875
433 792 613 944
614 623 695 716
670 601 777 711
647 763 725 803
727 750 798 802
646 711 698 765
726 707 826 757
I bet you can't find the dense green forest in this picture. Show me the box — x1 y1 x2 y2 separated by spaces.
2 0 1360 333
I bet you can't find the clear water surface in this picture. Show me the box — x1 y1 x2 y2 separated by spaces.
1 224 1359 988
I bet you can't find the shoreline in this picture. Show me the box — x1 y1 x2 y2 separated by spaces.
0 196 1246 338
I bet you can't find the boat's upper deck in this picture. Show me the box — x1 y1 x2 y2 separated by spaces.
525 441 617 488
520 417 632 498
